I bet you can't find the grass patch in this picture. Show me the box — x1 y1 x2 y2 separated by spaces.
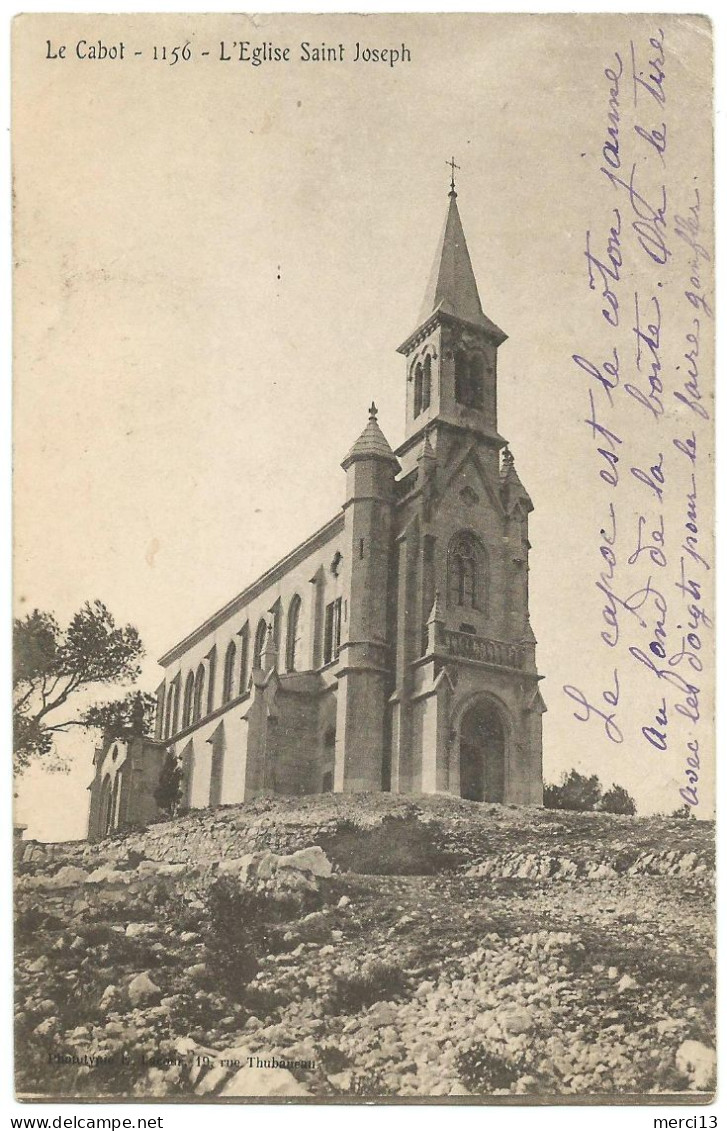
330 957 407 1012
319 814 465 876
455 1044 528 1093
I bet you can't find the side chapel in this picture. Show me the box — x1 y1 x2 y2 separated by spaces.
88 181 545 841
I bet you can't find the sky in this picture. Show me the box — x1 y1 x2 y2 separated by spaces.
12 12 715 839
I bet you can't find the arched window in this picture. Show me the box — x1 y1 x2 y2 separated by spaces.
164 685 174 738
182 672 195 728
448 532 485 611
286 595 303 672
222 641 236 704
238 623 250 694
193 663 206 723
414 362 423 418
422 355 432 412
254 618 267 669
271 603 281 658
454 351 485 409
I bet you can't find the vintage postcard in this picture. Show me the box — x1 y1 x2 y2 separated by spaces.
12 12 715 1105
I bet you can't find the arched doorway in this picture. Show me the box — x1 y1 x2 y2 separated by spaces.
459 700 505 802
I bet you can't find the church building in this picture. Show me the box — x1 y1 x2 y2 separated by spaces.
87 182 545 841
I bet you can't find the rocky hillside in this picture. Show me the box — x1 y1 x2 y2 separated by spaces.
15 795 716 1101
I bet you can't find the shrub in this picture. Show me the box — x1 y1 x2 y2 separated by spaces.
669 804 695 819
204 875 302 1001
543 770 602 811
544 770 637 814
331 957 407 1012
319 814 463 875
154 752 184 817
598 783 637 815
455 1044 528 1093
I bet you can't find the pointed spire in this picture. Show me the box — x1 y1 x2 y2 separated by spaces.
427 590 444 626
341 404 399 470
261 621 278 672
397 184 506 355
501 447 533 510
426 590 445 654
419 190 486 328
417 430 437 473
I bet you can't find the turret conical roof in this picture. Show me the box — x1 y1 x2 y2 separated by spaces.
341 403 399 469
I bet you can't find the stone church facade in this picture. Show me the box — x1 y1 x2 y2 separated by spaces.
88 186 545 841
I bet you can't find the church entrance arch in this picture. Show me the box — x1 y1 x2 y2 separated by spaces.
458 698 506 802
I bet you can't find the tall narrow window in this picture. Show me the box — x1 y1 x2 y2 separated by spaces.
193 663 206 723
454 350 468 406
455 351 485 409
206 647 216 715
448 532 484 611
422 355 432 412
270 602 281 659
222 641 236 703
286 594 303 672
323 598 342 664
469 354 484 408
238 622 250 693
254 618 267 669
414 363 423 417
182 672 195 728
164 684 175 738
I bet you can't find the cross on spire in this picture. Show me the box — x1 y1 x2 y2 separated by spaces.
446 156 461 195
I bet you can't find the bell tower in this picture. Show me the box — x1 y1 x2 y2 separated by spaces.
389 170 545 807
397 176 508 452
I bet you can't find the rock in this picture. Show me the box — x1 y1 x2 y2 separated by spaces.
617 974 637 993
99 984 120 1007
135 860 163 875
276 846 333 878
368 1001 398 1028
33 1017 58 1037
328 1070 353 1091
195 1065 231 1095
49 865 88 888
220 1066 310 1097
127 972 162 1007
676 1040 716 1090
256 852 278 880
500 1007 535 1035
125 922 155 939
27 956 50 973
655 1018 681 1034
85 866 131 885
217 856 250 876
337 895 351 908
590 863 617 879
